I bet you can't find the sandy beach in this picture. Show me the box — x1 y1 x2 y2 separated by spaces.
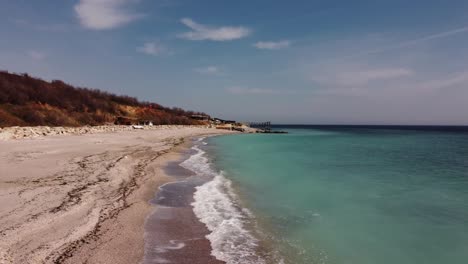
0 126 234 264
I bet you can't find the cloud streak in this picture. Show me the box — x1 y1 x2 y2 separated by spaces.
28 50 46 60
75 0 143 30
136 42 167 56
336 68 413 85
178 18 251 41
194 66 220 75
254 40 291 50
309 65 413 87
226 86 286 95
414 71 468 92
361 26 468 56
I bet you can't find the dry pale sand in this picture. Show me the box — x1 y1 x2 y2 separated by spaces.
0 127 234 264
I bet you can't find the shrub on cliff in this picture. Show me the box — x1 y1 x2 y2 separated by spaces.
0 71 206 127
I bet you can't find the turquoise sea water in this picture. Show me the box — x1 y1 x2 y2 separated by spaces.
205 126 468 264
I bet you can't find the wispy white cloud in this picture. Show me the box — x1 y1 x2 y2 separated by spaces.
402 26 468 44
28 50 46 60
413 71 468 91
226 86 286 95
298 60 417 97
335 68 413 85
359 26 468 56
74 0 143 30
194 66 220 75
254 40 291 50
178 18 251 41
305 60 468 99
136 42 167 56
308 64 413 87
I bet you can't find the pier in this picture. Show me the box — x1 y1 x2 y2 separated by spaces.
248 121 287 134
249 121 272 131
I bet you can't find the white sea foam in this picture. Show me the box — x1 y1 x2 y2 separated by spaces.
180 142 265 264
154 241 186 253
180 145 212 176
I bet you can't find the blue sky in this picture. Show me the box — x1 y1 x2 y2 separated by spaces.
1 0 468 125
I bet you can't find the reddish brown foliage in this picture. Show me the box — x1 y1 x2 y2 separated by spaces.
0 71 206 127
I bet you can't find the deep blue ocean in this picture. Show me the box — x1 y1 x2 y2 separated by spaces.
196 126 468 264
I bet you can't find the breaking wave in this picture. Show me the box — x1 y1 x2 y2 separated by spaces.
179 140 265 264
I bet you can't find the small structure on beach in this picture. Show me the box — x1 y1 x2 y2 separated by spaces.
213 118 236 125
190 114 210 121
115 116 154 126
210 117 286 133
216 124 233 130
138 120 154 126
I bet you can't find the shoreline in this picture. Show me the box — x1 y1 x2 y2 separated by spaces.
176 136 273 264
0 127 235 263
189 136 288 264
143 136 224 263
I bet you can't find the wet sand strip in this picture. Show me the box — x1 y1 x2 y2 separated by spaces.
143 146 224 264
